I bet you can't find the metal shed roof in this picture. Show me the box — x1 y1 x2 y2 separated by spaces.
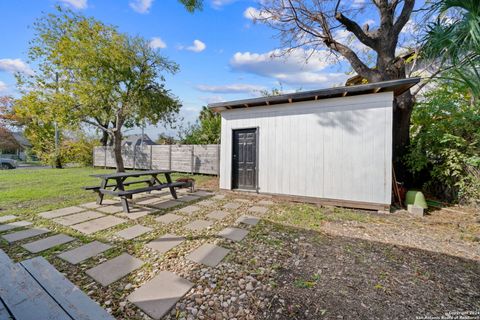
209 77 420 112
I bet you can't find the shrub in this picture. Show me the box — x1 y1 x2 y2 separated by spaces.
407 79 480 205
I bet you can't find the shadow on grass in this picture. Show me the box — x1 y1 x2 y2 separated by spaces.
254 219 480 320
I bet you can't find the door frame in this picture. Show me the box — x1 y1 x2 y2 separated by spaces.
231 127 259 193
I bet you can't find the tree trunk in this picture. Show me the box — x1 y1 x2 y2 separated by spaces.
99 130 109 146
392 91 414 186
113 130 125 172
54 156 63 169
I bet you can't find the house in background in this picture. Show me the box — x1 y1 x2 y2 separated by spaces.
209 78 420 211
0 131 32 161
122 134 157 147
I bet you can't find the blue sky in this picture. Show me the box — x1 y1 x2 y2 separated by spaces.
0 0 421 139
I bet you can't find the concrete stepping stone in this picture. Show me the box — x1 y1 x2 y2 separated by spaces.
248 206 268 214
184 220 213 231
192 190 214 197
206 210 229 221
155 213 183 224
136 197 162 205
212 194 225 200
0 221 33 233
53 211 105 226
223 202 241 210
22 234 75 253
127 271 193 320
236 215 260 226
198 200 216 207
234 198 250 203
78 202 101 209
115 225 152 240
39 206 85 219
117 207 153 220
58 241 112 264
152 199 182 209
71 216 126 235
257 200 274 206
186 243 230 267
147 234 184 255
2 228 49 243
218 227 249 242
96 205 124 214
178 205 200 215
0 215 17 223
86 253 143 287
177 195 201 202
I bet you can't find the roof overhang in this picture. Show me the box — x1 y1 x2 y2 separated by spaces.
209 77 420 112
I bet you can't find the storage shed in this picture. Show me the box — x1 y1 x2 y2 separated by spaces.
209 78 420 210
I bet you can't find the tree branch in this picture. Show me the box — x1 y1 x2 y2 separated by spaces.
393 0 414 34
334 11 377 49
318 13 379 81
82 119 111 134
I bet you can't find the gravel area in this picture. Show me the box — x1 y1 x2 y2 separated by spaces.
1 189 478 320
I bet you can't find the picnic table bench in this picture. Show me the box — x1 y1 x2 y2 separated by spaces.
87 170 187 213
0 249 114 320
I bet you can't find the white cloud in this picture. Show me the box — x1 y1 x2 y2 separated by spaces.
243 7 274 21
0 58 33 76
211 0 237 9
401 19 419 34
333 29 369 52
199 95 226 104
230 49 348 87
231 49 330 75
351 0 366 8
0 81 7 93
129 0 153 13
185 40 206 53
196 83 266 94
58 0 87 9
150 37 167 49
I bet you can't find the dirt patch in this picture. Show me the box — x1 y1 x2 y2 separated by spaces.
261 227 480 320
259 203 480 319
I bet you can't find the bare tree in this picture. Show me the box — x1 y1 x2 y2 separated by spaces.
256 0 418 181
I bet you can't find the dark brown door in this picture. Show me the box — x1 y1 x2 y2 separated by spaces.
232 128 257 190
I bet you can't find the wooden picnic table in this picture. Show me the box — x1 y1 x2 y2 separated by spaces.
88 170 186 213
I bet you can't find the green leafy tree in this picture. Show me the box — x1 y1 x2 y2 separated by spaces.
63 133 99 167
422 0 480 101
407 79 480 204
156 133 178 145
0 96 21 153
15 7 180 171
182 106 221 144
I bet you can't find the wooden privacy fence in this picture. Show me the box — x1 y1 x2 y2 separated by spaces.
93 145 220 175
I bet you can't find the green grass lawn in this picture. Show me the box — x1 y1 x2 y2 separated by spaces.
0 167 213 218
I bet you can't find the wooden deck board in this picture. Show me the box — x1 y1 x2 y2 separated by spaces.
0 257 71 320
20 257 115 320
0 299 12 319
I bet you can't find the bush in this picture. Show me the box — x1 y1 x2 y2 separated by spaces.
62 134 99 166
407 79 480 205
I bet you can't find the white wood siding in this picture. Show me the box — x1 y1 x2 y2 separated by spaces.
219 92 394 205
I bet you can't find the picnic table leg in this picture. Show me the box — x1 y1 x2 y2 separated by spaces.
146 175 157 194
115 178 131 213
165 173 178 199
120 197 130 213
116 177 132 199
96 178 108 205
